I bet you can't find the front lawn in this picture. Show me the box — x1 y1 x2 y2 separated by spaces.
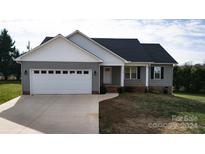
99 93 205 133
174 92 205 103
0 81 21 104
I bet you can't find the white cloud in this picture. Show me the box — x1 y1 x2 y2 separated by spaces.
0 19 205 64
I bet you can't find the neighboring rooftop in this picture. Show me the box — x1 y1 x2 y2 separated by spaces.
40 36 177 64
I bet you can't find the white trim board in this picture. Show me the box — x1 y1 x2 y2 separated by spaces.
67 30 127 63
15 34 103 63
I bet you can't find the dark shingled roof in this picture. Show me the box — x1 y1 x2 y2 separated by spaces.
141 44 178 63
40 37 53 45
92 38 152 62
93 38 177 63
40 36 177 63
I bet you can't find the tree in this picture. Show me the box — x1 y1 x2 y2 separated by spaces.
174 63 205 93
0 28 20 80
191 65 205 92
9 49 21 80
182 64 193 92
173 66 183 91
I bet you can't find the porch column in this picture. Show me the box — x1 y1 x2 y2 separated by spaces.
120 65 124 87
145 64 149 87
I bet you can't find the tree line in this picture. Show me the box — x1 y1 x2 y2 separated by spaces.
0 28 20 80
173 63 205 93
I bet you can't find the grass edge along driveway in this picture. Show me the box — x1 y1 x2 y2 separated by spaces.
0 81 21 105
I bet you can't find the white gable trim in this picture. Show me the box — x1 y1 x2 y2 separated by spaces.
15 34 103 62
66 30 127 63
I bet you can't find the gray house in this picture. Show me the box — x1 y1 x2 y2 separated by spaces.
15 30 177 95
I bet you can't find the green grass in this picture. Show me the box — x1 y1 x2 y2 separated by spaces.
0 81 21 104
99 92 205 134
174 92 205 103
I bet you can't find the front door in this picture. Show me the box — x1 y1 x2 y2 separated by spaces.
103 67 112 84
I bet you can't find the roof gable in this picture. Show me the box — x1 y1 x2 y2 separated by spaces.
37 31 178 64
67 30 127 63
16 35 102 62
67 31 126 65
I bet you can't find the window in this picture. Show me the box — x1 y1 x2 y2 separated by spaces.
34 70 39 74
125 67 137 79
56 70 61 74
48 70 54 74
84 71 89 74
154 67 161 79
77 71 82 74
70 71 75 74
63 71 68 74
131 67 137 79
125 67 130 79
41 70 47 74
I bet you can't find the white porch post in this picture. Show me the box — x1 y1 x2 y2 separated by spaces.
120 65 124 87
145 64 149 88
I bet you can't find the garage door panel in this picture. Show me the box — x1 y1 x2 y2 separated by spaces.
30 69 92 94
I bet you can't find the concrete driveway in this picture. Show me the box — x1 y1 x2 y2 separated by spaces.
0 94 118 134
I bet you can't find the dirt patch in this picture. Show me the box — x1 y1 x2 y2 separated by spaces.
99 93 205 134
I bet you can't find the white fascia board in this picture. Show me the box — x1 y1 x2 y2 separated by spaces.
60 35 103 62
66 30 127 63
126 62 175 66
125 62 152 66
15 34 61 61
151 63 175 65
100 63 124 66
15 34 103 62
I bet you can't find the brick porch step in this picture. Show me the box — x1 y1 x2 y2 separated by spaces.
104 85 120 93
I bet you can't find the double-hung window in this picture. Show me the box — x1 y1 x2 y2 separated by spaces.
131 67 137 79
151 66 164 80
125 67 138 79
154 67 161 79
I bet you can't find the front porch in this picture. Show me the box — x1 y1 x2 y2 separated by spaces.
100 64 149 93
100 64 173 94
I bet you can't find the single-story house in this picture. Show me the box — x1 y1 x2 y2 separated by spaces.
15 30 177 95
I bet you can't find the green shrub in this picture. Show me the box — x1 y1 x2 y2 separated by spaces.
174 63 205 93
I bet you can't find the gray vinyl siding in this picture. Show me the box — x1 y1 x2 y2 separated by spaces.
69 33 124 65
124 66 146 86
21 61 100 94
149 64 173 86
100 66 121 86
124 65 173 87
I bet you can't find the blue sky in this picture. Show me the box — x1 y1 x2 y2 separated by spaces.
1 19 205 65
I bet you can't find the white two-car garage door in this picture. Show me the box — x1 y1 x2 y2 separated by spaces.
30 69 92 94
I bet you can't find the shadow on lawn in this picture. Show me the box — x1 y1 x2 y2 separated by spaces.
99 93 205 134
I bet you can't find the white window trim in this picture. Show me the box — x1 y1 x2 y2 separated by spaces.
125 67 138 79
154 66 161 80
